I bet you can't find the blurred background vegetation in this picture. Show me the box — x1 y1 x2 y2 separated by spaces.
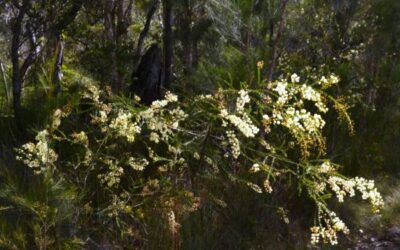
0 0 399 249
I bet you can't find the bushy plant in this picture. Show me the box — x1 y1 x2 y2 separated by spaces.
15 64 383 247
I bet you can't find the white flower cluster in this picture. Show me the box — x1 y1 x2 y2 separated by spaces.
236 89 250 113
268 75 333 151
83 149 92 166
273 107 326 134
107 194 132 217
315 182 327 193
109 110 141 142
149 91 178 109
149 132 160 143
226 130 240 159
51 109 68 130
263 179 273 193
354 177 384 212
167 210 180 234
127 157 149 171
247 182 263 193
197 94 213 100
273 81 290 105
82 82 101 103
327 176 356 202
300 85 328 113
271 74 331 115
140 92 187 143
221 109 259 138
71 131 89 146
165 91 178 103
98 158 124 188
319 161 334 173
318 74 340 88
91 104 111 125
327 176 384 211
220 90 259 158
249 163 260 173
220 90 259 138
16 130 58 174
310 211 349 245
301 85 319 101
291 73 300 83
98 110 108 124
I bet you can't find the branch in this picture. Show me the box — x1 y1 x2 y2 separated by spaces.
20 22 43 77
49 0 84 35
124 0 134 24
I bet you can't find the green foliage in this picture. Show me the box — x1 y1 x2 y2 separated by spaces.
0 160 81 249
1 0 400 248
13 67 384 247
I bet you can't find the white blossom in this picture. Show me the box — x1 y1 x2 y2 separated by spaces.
109 110 141 142
226 130 240 159
250 163 260 173
291 73 300 83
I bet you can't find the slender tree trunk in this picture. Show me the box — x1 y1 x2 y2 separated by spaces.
162 0 173 90
106 0 133 93
116 0 125 37
117 0 134 92
104 0 119 92
0 61 9 104
182 0 193 81
11 7 24 121
52 35 64 96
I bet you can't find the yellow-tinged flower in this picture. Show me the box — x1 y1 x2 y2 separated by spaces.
257 60 264 69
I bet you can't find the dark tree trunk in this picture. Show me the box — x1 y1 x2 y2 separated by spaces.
116 0 126 38
11 7 24 121
182 0 193 82
116 0 132 38
131 44 163 105
162 0 173 90
115 0 134 92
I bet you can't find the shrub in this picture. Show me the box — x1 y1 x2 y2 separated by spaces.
16 65 383 247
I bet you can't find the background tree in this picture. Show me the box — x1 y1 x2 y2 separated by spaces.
6 0 83 123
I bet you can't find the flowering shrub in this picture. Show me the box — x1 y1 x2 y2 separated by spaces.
16 68 383 246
